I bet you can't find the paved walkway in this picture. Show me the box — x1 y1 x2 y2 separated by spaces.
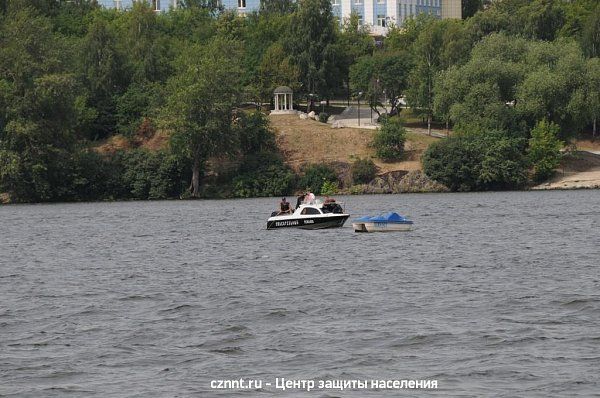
331 106 448 138
331 105 382 129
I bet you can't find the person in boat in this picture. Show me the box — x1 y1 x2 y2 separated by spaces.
323 195 342 213
304 191 316 204
279 197 292 215
296 192 306 210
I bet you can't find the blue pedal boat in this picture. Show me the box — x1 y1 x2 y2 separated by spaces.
352 212 414 232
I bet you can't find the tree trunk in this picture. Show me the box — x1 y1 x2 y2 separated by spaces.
446 119 449 136
594 118 597 138
347 83 350 107
427 113 432 136
190 156 201 198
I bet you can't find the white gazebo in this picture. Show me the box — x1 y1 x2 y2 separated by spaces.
271 86 296 115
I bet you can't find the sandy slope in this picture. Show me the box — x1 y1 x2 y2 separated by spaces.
533 151 600 190
269 114 440 173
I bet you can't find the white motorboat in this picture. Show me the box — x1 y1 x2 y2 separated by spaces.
353 212 414 232
267 200 349 230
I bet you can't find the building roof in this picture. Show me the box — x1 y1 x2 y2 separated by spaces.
273 86 293 94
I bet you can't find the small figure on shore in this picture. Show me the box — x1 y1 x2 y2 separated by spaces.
279 197 292 215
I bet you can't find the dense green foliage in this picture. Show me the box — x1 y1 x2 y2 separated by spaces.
0 0 598 201
298 164 338 195
320 180 338 195
351 158 378 184
420 0 600 190
232 152 296 198
528 120 564 182
423 131 528 191
372 118 407 161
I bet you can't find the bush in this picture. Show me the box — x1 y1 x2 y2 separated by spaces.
318 112 330 123
232 151 296 197
351 158 378 184
373 117 406 161
236 111 277 154
423 131 528 191
528 119 563 182
377 113 389 124
117 149 191 200
320 180 338 195
298 163 338 195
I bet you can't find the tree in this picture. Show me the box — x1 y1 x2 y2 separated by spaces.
350 51 410 117
406 18 445 135
161 38 243 197
80 18 128 139
377 52 411 115
337 12 374 102
462 0 483 19
528 119 563 182
434 34 591 137
581 3 600 58
423 131 528 191
586 58 600 137
349 56 380 115
372 117 407 161
259 0 296 15
515 40 588 137
179 0 223 13
0 7 93 201
254 42 300 107
518 0 566 42
351 158 378 184
124 2 171 84
298 163 338 194
242 12 292 107
286 0 340 102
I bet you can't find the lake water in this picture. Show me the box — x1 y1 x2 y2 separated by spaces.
1 191 599 397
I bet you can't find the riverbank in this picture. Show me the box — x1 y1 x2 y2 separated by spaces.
533 151 600 190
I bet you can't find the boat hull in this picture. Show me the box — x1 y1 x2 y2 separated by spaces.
354 221 413 232
267 214 349 230
365 221 413 232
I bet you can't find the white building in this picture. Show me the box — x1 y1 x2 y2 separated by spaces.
99 0 462 35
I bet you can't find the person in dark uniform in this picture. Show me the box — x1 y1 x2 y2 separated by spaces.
296 193 306 210
279 197 292 215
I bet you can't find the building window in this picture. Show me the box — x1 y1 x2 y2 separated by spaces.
377 14 386 27
238 0 246 8
114 0 122 9
377 0 384 4
358 15 363 25
354 0 362 5
152 0 160 11
332 0 339 5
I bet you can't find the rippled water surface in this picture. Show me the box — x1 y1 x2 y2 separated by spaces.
1 191 600 397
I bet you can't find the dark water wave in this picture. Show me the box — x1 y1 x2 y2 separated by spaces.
1 191 599 397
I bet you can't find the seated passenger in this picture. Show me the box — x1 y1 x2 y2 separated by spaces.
279 197 292 215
